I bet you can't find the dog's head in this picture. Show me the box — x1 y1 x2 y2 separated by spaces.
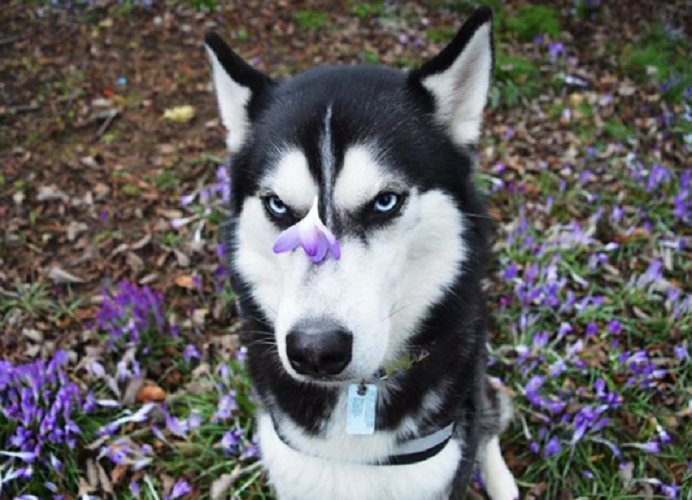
206 8 493 384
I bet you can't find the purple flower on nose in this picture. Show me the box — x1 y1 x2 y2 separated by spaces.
273 198 341 263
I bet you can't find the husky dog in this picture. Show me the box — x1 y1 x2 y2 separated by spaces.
205 7 518 500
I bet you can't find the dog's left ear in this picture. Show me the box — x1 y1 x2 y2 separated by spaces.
409 7 493 147
205 32 274 153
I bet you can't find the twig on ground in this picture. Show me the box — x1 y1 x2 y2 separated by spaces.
0 35 25 46
94 109 119 141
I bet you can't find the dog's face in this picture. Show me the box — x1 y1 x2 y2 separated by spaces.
206 9 493 384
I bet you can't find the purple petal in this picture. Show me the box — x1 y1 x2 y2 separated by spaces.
130 480 141 498
298 222 320 256
310 236 328 263
273 225 301 253
322 226 341 260
179 193 196 206
330 238 341 260
170 480 192 499
166 414 186 438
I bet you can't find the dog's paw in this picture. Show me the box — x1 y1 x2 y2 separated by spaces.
484 470 519 500
480 437 519 500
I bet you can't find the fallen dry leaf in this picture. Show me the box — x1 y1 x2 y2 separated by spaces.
211 472 239 500
174 274 196 289
163 105 195 123
48 267 85 284
136 384 167 402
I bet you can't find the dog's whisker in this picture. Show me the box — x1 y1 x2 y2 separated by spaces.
380 302 414 322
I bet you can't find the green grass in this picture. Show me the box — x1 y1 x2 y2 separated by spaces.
603 118 636 142
487 154 692 497
506 5 561 41
490 54 541 108
347 1 385 19
0 281 85 327
624 24 692 103
292 10 329 31
574 0 602 19
359 50 380 64
426 26 456 44
147 169 178 191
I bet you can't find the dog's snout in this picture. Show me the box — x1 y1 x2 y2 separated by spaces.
286 321 353 376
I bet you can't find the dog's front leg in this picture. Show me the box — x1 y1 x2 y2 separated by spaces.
479 436 519 500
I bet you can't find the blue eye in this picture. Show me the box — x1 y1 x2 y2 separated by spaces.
373 192 400 214
265 195 289 217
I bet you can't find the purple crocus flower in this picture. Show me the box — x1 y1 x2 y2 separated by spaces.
585 322 598 337
661 484 679 498
607 320 623 335
183 344 200 362
544 436 562 457
168 479 192 500
215 165 232 204
0 351 92 475
242 440 260 460
219 429 243 455
273 198 341 263
548 42 565 62
130 480 141 499
674 344 689 360
165 411 187 438
213 390 238 422
631 441 661 453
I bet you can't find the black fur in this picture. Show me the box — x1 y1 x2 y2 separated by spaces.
211 7 496 497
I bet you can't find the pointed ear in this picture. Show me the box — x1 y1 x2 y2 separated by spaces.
205 31 274 153
409 8 494 147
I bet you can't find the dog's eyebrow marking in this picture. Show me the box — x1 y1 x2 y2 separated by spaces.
334 145 401 212
264 149 317 210
320 105 335 225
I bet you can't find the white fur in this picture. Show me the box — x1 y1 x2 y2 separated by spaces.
266 386 447 463
263 149 317 211
420 22 493 146
236 144 467 382
480 437 519 500
206 46 252 153
334 145 399 211
258 408 461 500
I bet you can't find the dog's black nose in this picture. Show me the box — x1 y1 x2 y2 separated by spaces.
286 321 353 376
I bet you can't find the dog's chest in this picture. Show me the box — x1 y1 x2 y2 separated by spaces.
257 410 461 500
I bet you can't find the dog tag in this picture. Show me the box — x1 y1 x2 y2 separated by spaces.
346 383 377 435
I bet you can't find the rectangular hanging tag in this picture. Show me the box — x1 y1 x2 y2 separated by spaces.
346 383 377 435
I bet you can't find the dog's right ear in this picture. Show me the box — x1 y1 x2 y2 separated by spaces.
205 32 274 153
408 8 493 148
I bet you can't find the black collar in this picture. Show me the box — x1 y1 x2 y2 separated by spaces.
272 419 457 466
